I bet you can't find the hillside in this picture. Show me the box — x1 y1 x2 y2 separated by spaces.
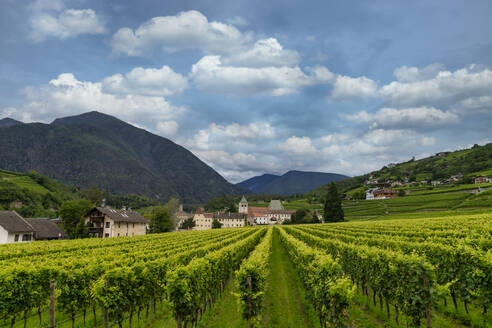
0 169 76 217
238 170 349 195
0 111 245 204
309 142 492 197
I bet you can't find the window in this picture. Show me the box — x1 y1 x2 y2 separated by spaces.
133 223 135 228
117 233 120 237
118 222 121 228
22 234 32 241
126 233 128 236
104 233 109 238
105 222 110 229
14 234 19 242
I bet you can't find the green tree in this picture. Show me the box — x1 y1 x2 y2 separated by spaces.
323 182 344 222
149 207 173 233
291 208 308 224
86 185 104 206
311 211 321 224
212 219 222 229
179 217 195 230
59 199 92 238
397 189 405 197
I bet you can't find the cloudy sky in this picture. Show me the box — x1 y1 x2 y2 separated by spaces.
1 0 492 182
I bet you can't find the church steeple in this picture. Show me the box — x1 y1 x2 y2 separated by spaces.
238 196 248 213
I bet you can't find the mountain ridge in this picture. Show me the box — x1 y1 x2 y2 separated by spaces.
0 111 245 204
237 170 350 195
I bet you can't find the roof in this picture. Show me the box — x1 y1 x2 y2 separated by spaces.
0 211 35 233
91 207 149 224
247 207 294 217
25 218 66 239
239 196 248 203
213 212 247 220
268 200 284 210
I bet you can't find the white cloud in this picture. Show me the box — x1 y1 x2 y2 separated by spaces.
345 106 459 129
208 122 276 139
224 38 300 68
281 136 316 155
190 55 313 96
380 65 492 109
330 75 378 100
102 65 188 97
30 7 105 42
393 63 445 82
18 73 186 128
156 120 179 136
110 10 250 56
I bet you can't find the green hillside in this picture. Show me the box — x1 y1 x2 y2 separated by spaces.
0 169 77 217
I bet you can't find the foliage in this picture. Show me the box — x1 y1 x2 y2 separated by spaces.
59 199 92 238
86 185 104 206
148 206 173 233
205 195 238 212
180 217 195 230
212 219 222 229
324 183 344 222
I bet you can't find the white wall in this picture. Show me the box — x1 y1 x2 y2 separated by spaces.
0 226 34 244
0 225 8 244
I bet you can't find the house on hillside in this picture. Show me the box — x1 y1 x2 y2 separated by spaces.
85 207 148 238
366 188 397 200
25 218 66 240
0 211 34 243
475 176 492 184
436 152 450 157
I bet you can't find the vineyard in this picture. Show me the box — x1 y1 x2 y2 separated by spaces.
0 214 491 327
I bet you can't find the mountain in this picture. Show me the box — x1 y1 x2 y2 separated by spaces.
0 111 245 204
236 174 280 192
0 118 23 127
308 142 492 197
237 170 350 195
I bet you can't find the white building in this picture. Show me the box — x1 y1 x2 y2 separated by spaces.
240 197 295 225
0 211 34 244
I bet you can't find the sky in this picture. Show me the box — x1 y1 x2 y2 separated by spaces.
1 0 492 183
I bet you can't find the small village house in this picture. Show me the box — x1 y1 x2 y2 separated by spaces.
193 208 214 230
0 211 34 243
25 218 66 240
175 204 192 229
475 176 492 184
85 207 148 238
239 197 295 225
366 188 397 200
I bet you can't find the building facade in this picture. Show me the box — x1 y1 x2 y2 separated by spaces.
240 197 294 225
85 207 148 238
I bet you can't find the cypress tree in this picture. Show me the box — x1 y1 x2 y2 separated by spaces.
323 182 344 222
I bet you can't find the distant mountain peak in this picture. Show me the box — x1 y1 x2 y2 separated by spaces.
237 170 349 195
0 118 23 128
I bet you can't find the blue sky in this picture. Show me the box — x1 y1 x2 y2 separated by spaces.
1 0 492 182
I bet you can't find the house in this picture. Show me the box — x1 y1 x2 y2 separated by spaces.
25 218 66 240
436 152 450 157
431 180 441 186
85 207 148 238
475 176 492 184
0 211 34 244
193 208 214 230
213 212 247 228
387 163 397 168
391 181 403 187
366 188 397 200
373 188 397 199
240 197 295 225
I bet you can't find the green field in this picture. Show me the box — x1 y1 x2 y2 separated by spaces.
1 213 491 328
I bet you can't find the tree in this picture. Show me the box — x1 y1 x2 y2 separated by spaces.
291 208 308 224
311 211 321 224
397 189 405 197
323 182 344 222
149 207 173 233
212 219 222 229
180 217 195 230
164 197 180 229
86 186 103 206
59 199 92 238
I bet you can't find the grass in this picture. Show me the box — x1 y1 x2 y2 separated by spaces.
262 229 320 328
0 170 51 194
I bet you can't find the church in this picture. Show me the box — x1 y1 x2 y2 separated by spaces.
239 196 295 225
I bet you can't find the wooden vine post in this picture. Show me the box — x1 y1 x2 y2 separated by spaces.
246 275 253 328
424 277 432 328
49 280 56 328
